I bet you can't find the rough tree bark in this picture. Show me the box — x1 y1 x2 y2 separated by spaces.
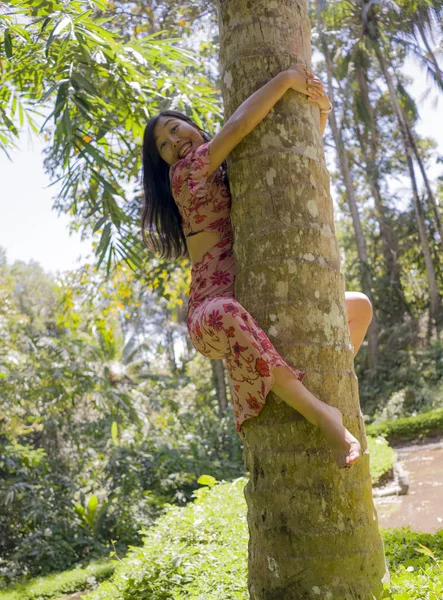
217 0 388 597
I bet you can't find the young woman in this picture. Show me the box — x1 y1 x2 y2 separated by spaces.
142 63 373 469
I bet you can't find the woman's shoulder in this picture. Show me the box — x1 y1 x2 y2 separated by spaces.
169 142 215 200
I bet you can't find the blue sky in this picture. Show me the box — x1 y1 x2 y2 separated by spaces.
0 53 441 276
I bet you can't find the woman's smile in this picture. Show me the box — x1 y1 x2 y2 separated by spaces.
178 141 193 159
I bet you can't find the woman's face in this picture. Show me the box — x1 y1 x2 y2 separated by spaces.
154 116 204 165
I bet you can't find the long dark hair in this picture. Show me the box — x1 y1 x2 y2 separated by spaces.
141 110 229 260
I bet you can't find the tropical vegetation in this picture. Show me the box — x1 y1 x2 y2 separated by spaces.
0 0 442 596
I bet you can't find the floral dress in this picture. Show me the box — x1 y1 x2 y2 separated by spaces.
170 142 305 439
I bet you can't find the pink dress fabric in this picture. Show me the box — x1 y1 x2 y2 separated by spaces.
170 142 306 439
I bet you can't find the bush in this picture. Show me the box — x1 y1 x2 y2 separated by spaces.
366 408 443 443
383 528 443 569
367 436 396 486
0 353 245 583
85 478 249 600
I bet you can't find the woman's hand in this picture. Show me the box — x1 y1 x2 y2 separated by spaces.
286 64 327 104
310 93 332 112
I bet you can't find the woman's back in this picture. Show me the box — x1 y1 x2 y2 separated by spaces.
169 141 231 264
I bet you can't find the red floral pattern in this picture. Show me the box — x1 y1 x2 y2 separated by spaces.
170 142 305 439
169 142 231 238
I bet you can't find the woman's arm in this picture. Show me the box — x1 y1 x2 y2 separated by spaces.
237 70 331 137
320 112 329 136
318 97 332 136
228 69 306 135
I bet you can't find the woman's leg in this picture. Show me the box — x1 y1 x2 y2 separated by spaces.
345 291 373 356
269 294 372 467
272 366 360 469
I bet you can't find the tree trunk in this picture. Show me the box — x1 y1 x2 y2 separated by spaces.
315 1 378 367
354 65 409 318
375 47 442 335
165 327 177 373
211 359 228 414
217 1 387 597
401 109 443 248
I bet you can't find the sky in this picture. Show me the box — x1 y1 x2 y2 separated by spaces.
0 132 94 276
0 45 442 277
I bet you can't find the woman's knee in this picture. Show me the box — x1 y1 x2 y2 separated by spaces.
345 291 373 323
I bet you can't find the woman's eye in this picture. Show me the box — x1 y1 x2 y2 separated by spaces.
160 125 178 150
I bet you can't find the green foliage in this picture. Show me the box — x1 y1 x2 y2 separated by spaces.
366 408 443 443
381 529 443 599
83 479 443 600
383 528 443 570
382 561 443 600
85 478 249 600
0 559 115 600
0 255 420 589
358 340 443 416
0 257 243 583
367 435 396 486
0 0 222 275
3 491 443 600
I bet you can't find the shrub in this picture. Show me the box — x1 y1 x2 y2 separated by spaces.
366 408 443 443
367 436 396 486
0 560 115 600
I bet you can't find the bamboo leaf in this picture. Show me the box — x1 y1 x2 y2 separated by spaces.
96 222 112 269
63 108 72 139
11 94 17 118
53 82 68 122
71 72 98 96
93 215 108 233
40 79 69 105
90 168 121 196
96 240 110 270
18 101 24 128
37 17 52 40
4 30 13 58
46 16 72 54
106 243 114 276
1 110 18 136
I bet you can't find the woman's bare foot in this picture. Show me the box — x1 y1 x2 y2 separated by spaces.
316 405 361 469
271 367 361 468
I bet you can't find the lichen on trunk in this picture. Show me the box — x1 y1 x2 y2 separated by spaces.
217 0 388 597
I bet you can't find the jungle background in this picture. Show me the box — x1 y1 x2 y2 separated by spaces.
1 0 443 598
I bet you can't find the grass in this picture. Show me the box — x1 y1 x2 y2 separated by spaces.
0 437 419 600
0 559 115 600
367 435 396 486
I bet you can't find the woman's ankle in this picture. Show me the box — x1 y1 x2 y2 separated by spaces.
315 403 343 432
